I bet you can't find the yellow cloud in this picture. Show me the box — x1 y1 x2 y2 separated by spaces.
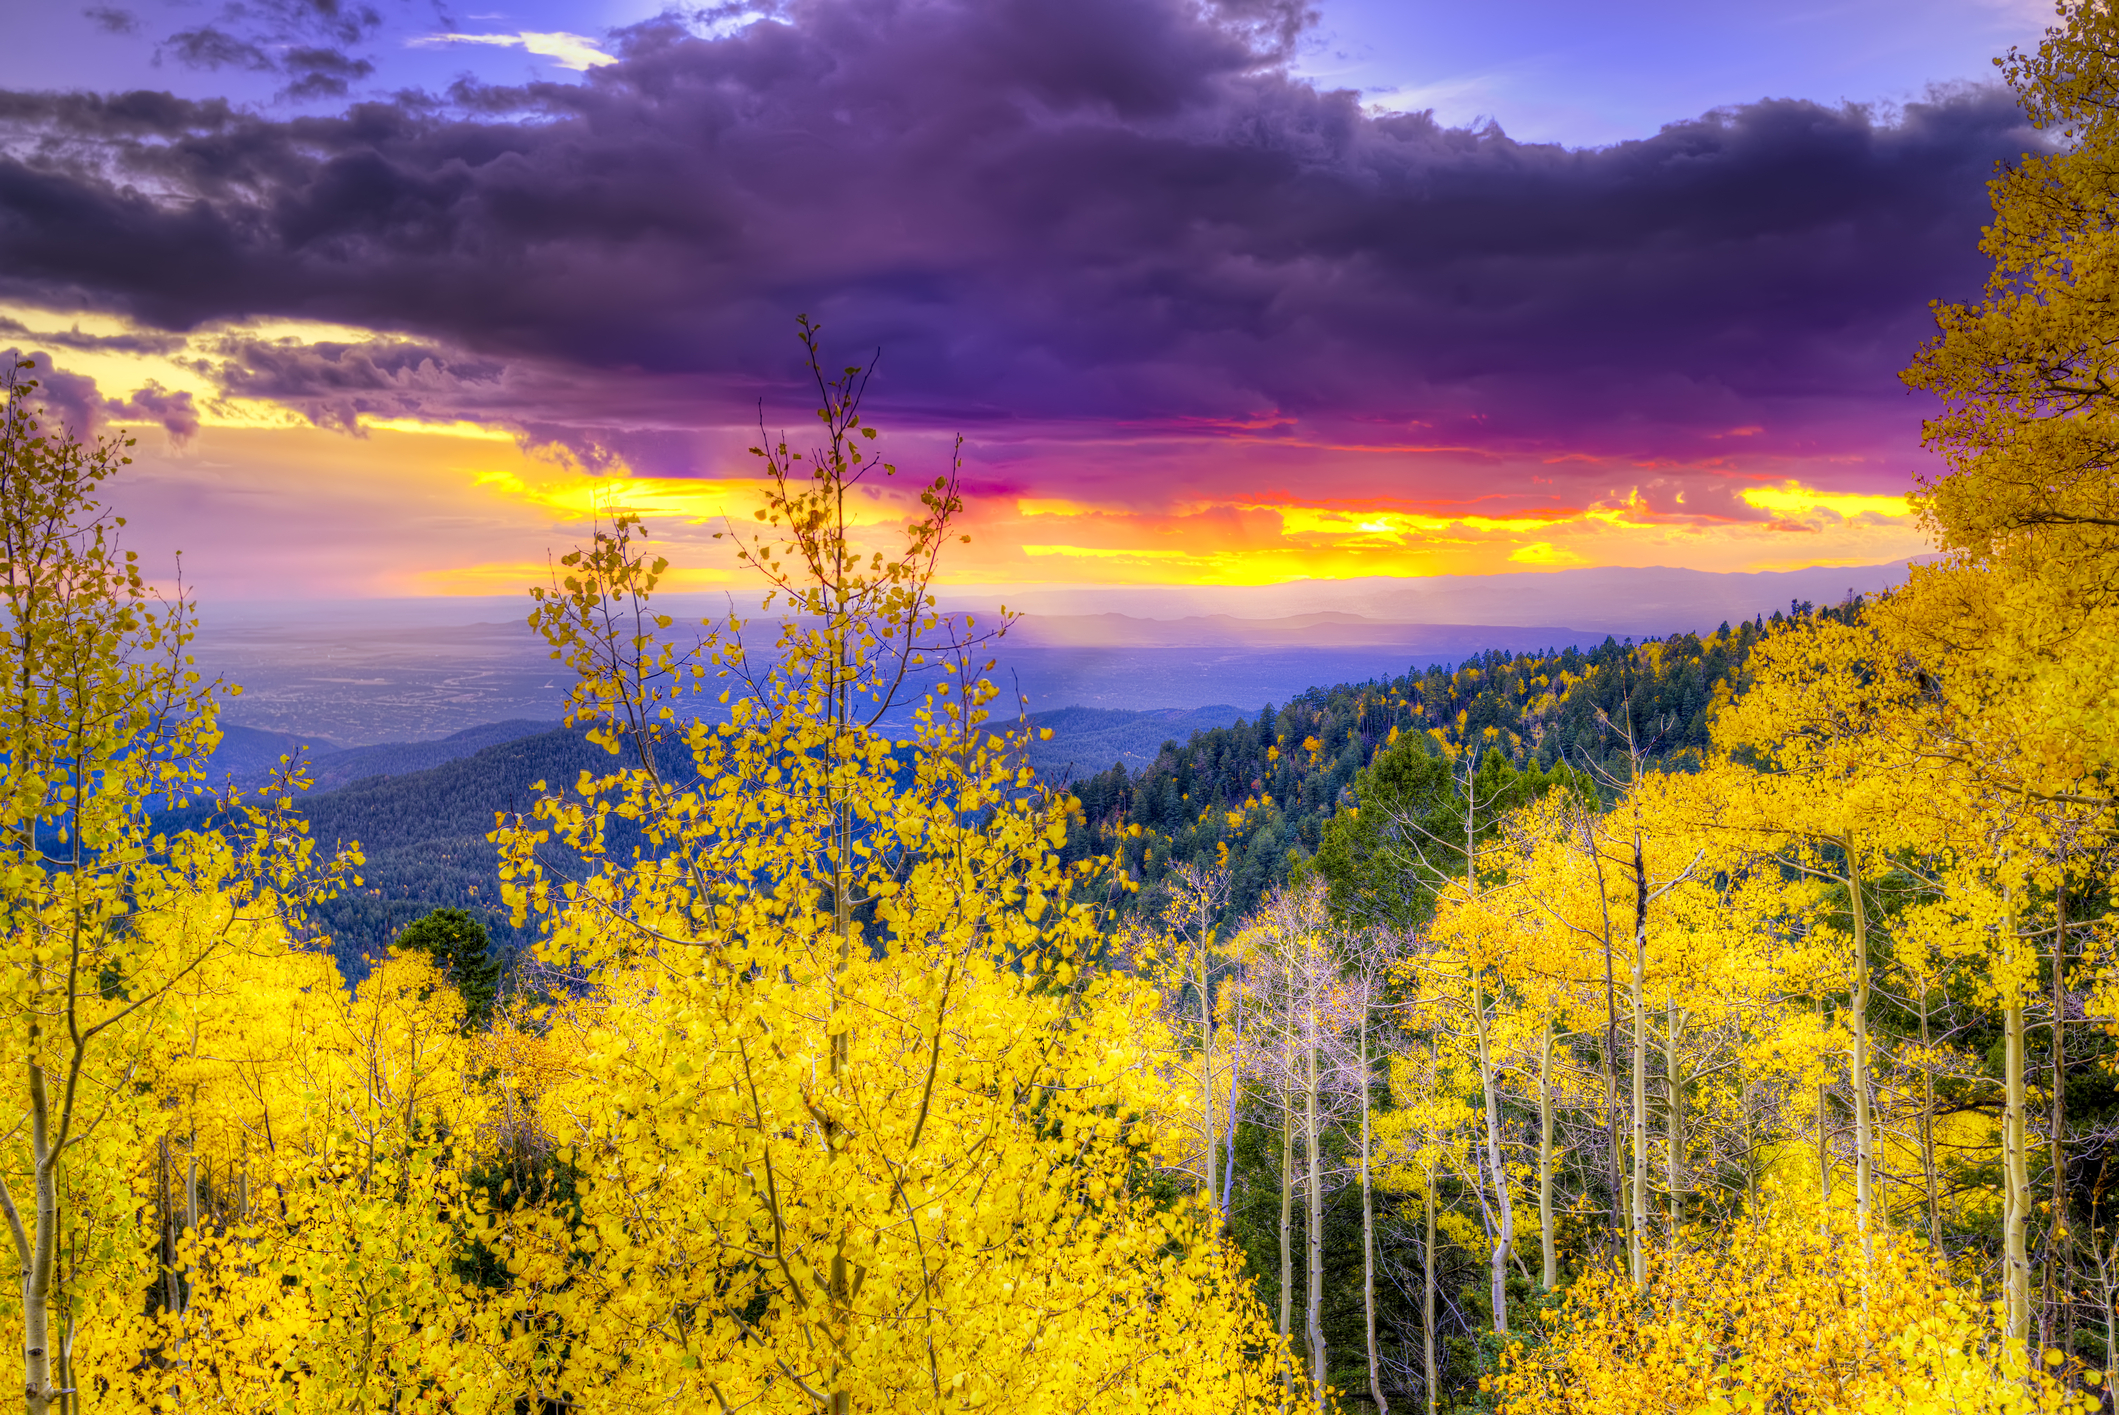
1015 497 1106 517
1260 505 1574 540
472 469 769 524
1020 544 1197 560
1741 483 1913 520
359 417 516 442
1509 541 1586 566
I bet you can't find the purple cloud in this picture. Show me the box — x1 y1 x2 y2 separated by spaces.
3 350 200 444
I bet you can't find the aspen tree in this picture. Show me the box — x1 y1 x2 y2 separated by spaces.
2005 870 2035 1342
487 325 1298 1412
1353 966 1388 1415
1442 751 1524 1332
0 362 343 1415
1375 1029 1473 1415
1479 809 1583 1290
2048 881 2071 1349
1899 1 2119 824
1304 993 1325 1404
1562 796 1633 1264
1155 862 1232 1214
1711 614 1935 1262
1556 757 1704 1287
1326 929 1402 1415
1491 794 1626 1290
1244 882 1338 1398
1536 1017 1557 1289
1894 908 1951 1252
1492 1203 2084 1415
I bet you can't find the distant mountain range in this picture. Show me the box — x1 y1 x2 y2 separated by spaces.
165 564 1916 978
940 559 1923 638
1006 612 1594 651
1008 610 1593 648
174 704 1255 973
186 562 1919 740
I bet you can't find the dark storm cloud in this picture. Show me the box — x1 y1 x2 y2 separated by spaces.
161 27 278 73
281 48 377 101
195 334 505 432
84 7 140 36
156 0 393 103
0 313 187 354
0 0 2035 468
6 349 199 442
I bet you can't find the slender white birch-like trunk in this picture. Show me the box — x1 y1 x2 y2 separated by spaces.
1304 1008 1326 1406
1423 1163 1438 1415
1843 835 1874 1265
2005 996 2031 1339
1539 1020 1557 1289
1360 1006 1387 1414
1198 906 1217 1213
1471 974 1514 1334
1630 829 1650 1292
2003 888 2031 1341
1279 1080 1295 1343
1664 1006 1684 1245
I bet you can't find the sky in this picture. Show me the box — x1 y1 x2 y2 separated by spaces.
0 0 2053 602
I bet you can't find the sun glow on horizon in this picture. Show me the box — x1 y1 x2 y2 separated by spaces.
0 302 1937 599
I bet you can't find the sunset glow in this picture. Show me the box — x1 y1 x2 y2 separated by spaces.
0 0 2030 607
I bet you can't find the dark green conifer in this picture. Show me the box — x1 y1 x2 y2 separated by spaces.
395 907 502 1030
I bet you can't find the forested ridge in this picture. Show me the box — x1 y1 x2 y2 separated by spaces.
1063 605 1861 925
210 610 1810 972
12 15 2119 1413
163 725 627 976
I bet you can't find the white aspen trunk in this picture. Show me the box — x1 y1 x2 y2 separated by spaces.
24 1165 54 1415
1844 838 1874 1264
1472 973 1514 1334
1539 1019 1556 1290
1423 1166 1438 1415
1818 999 1834 1243
1920 986 1941 1252
1743 1076 1758 1213
2099 1236 2116 1406
2052 884 2070 1349
1585 826 1627 1266
1304 1015 1326 1405
2006 997 2031 1341
1278 940 1300 1370
1279 1087 1295 1344
1630 831 1650 1291
1361 1010 1387 1415
24 1080 56 1415
826 600 856 1415
1221 1044 1241 1220
2002 885 2031 1342
15 995 63 1415
1200 936 1216 1209
1664 1005 1683 1245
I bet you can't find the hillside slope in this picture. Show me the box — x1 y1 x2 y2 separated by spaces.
174 603 1855 973
204 719 559 793
165 727 627 977
1057 611 1834 923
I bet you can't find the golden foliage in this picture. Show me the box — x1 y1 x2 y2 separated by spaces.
1496 1203 2096 1415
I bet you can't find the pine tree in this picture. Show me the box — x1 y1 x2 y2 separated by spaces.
394 906 502 1030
